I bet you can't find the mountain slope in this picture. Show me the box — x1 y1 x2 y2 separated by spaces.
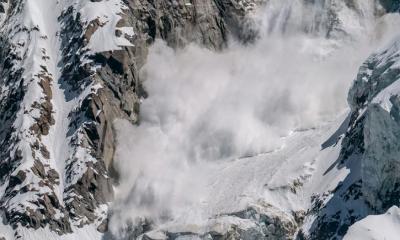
0 0 259 238
0 0 400 239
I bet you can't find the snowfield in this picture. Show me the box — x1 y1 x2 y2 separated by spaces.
345 206 400 240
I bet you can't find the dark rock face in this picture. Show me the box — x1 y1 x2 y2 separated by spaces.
346 41 400 211
0 40 24 184
305 177 368 240
379 0 400 12
0 0 6 15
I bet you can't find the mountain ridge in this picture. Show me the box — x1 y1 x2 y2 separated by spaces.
0 0 400 239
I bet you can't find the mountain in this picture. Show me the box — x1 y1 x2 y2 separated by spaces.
0 0 399 239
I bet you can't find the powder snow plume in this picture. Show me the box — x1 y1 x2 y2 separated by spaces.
108 0 400 237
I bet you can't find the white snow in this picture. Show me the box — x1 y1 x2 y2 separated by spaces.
11 0 129 196
371 36 400 112
372 76 400 112
112 106 350 235
110 0 400 237
0 0 123 237
0 212 104 240
2 0 400 239
18 225 103 240
77 0 134 53
3 0 67 215
345 206 400 240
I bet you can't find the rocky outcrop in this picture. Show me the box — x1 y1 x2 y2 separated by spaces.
379 0 400 12
347 38 400 211
59 0 260 230
114 202 300 240
302 30 400 240
0 0 7 16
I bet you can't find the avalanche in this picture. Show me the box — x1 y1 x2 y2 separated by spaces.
1 0 400 239
110 0 400 239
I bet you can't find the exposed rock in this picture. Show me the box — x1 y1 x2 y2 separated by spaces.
303 24 400 240
347 38 400 211
379 0 400 12
1 0 398 238
113 202 298 240
97 218 109 233
83 0 262 175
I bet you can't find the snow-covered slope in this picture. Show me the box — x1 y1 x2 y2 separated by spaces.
0 0 138 236
344 206 400 240
0 0 261 239
112 111 349 239
108 1 400 239
0 0 400 239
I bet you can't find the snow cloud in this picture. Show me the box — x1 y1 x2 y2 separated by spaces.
108 1 400 237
